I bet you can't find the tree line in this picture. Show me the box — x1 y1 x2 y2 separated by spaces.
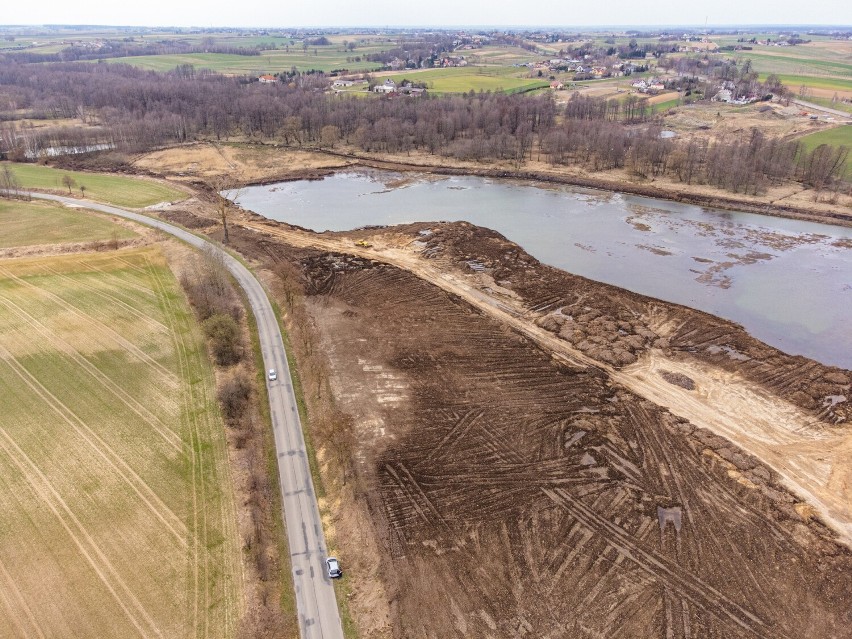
2 40 265 64
0 61 846 195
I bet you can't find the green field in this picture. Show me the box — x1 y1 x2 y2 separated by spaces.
2 163 187 208
756 73 852 95
0 246 241 638
651 97 682 113
467 45 542 66
735 51 852 77
797 125 852 177
380 66 550 94
802 95 852 114
721 41 852 96
101 46 387 74
736 52 852 92
0 199 136 249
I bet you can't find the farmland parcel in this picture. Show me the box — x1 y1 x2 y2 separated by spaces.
0 246 242 638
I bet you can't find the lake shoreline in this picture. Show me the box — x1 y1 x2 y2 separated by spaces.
234 170 852 369
228 148 852 230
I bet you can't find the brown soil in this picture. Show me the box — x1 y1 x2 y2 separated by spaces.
130 142 354 184
217 213 852 639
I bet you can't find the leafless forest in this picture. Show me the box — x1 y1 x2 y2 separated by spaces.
0 62 847 194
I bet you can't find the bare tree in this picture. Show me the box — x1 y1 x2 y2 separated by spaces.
319 124 340 149
211 176 243 245
0 165 20 199
61 174 76 195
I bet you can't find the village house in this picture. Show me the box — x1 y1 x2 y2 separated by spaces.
373 79 397 94
398 86 426 97
438 56 467 68
550 80 564 90
332 79 367 88
258 74 276 84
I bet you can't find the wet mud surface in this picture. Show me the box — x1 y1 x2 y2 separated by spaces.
224 219 852 639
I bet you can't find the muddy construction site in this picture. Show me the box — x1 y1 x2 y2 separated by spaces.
173 201 852 638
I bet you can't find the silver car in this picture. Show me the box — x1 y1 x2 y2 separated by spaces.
268 369 277 381
326 557 342 579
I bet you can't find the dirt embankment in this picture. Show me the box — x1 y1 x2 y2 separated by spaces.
409 222 851 424
206 209 852 639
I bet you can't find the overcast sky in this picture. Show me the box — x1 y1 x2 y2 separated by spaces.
3 0 851 29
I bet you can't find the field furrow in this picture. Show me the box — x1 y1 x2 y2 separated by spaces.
0 429 163 638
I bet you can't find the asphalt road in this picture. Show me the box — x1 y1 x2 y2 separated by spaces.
29 193 344 639
792 98 852 120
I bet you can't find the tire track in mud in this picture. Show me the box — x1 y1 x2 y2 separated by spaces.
542 487 784 639
0 343 189 546
424 410 483 462
0 267 178 385
0 293 184 454
241 221 852 637
615 354 852 547
623 404 750 636
246 222 852 546
0 428 163 638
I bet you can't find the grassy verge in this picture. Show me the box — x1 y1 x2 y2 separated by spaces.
2 161 187 208
334 578 360 639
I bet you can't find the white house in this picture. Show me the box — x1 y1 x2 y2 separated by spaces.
373 79 397 94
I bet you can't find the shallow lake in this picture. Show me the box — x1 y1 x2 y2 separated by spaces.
235 171 852 369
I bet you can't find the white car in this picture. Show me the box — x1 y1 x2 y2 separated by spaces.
326 557 342 579
268 369 277 381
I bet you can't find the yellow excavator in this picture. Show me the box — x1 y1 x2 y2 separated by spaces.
354 240 372 248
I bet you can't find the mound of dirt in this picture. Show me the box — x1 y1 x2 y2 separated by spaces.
405 221 850 425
